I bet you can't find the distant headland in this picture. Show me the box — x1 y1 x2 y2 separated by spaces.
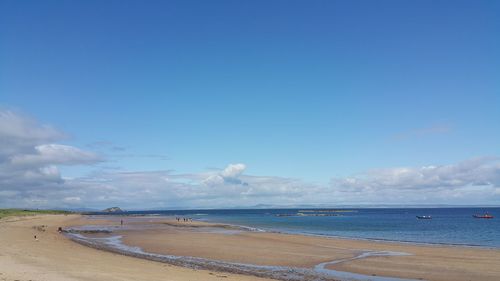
102 207 124 213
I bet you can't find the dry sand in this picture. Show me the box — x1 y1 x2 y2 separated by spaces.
0 214 272 281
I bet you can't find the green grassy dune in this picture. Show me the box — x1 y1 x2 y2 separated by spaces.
0 209 73 219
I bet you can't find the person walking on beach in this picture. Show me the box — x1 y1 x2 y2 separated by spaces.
120 219 123 226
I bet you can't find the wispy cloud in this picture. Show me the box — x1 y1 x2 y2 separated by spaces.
86 141 126 152
391 123 452 141
10 144 101 167
86 140 168 161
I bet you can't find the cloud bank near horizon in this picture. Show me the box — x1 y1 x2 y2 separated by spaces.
0 109 499 209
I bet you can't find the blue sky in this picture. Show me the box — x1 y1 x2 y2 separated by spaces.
1 1 499 208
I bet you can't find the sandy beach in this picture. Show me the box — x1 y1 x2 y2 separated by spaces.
0 214 271 281
2 214 500 281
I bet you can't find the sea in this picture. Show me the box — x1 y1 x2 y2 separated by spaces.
92 207 500 248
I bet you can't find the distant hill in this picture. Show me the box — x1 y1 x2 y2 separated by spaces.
102 207 123 213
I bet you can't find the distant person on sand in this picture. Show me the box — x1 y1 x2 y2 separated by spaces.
120 219 123 226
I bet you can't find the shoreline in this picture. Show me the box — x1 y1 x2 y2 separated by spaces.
65 215 500 281
255 228 500 250
92 206 500 249
90 213 499 250
195 218 500 250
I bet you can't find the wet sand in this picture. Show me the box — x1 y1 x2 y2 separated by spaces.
98 216 500 281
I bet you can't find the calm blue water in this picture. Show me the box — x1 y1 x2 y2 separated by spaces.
94 208 500 248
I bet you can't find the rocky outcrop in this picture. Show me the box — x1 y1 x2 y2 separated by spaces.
102 207 123 213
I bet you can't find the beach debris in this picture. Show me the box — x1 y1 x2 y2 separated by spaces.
63 229 112 234
32 225 46 232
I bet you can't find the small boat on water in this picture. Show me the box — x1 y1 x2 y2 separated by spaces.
473 213 494 219
416 215 432 219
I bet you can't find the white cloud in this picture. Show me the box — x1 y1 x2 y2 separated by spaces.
10 144 101 167
0 109 101 203
330 157 500 204
0 110 65 157
3 155 500 209
203 163 247 186
1 109 499 209
221 163 246 178
203 174 225 186
333 157 500 191
58 168 317 209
